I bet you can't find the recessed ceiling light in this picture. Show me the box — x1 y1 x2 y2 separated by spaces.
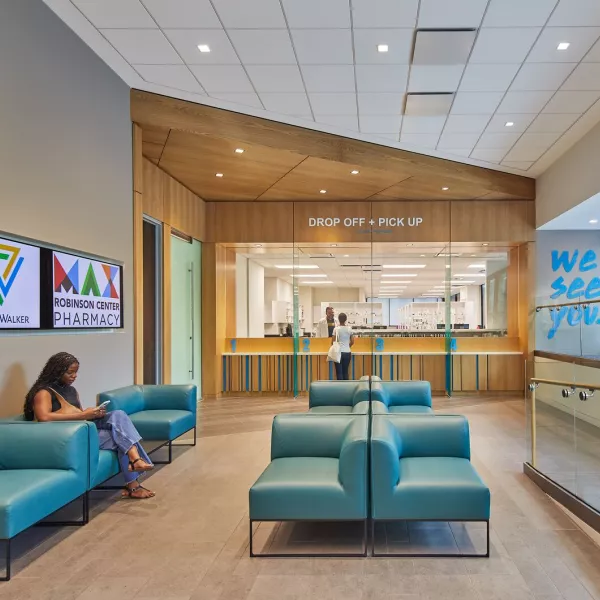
320 189 327 194
377 44 389 53
420 254 426 257
406 243 414 247
198 44 211 53
382 264 426 269
482 243 489 246
351 170 359 175
590 219 598 224
505 121 514 127
557 42 570 50
215 173 223 177
442 187 449 191
255 244 262 248
235 148 244 153
331 244 337 247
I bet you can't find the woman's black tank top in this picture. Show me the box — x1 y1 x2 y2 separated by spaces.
47 383 80 412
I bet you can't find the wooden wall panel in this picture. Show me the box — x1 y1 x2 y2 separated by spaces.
133 124 144 385
487 354 524 391
142 158 165 221
165 176 206 242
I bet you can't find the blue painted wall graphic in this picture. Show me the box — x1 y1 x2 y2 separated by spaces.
302 337 311 352
230 339 237 352
375 337 384 352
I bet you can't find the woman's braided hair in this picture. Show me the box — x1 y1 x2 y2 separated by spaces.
23 352 78 421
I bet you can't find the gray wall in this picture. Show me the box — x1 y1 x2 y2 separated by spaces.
537 120 600 227
0 0 133 414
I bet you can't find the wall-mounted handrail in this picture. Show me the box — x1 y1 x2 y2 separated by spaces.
535 298 600 311
530 377 600 391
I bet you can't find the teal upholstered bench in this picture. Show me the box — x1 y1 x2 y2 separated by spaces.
0 422 92 580
370 414 490 557
99 384 197 464
249 414 369 557
371 381 434 414
308 380 370 414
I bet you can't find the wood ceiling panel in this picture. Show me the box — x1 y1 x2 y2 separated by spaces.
158 130 307 200
133 90 536 201
141 124 170 165
258 156 412 201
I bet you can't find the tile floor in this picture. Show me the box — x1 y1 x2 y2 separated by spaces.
2 394 600 599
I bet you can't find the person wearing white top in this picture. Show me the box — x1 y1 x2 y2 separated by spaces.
316 306 338 338
331 312 354 380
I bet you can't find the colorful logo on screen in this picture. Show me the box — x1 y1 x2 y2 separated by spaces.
54 255 119 299
0 244 24 306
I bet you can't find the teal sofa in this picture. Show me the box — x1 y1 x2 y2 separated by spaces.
0 422 91 580
371 380 434 414
308 380 370 414
99 384 197 464
249 414 369 557
370 414 490 557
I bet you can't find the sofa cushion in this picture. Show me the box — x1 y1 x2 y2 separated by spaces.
250 457 364 521
382 457 490 521
92 449 121 488
309 406 354 414
0 470 85 538
389 405 435 414
129 410 195 441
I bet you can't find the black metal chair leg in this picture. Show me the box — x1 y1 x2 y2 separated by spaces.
486 520 490 557
249 520 254 557
83 492 89 525
0 539 9 582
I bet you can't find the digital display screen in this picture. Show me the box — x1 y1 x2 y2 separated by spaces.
0 237 41 329
53 251 123 329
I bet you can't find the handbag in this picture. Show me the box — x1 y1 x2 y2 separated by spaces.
327 328 342 363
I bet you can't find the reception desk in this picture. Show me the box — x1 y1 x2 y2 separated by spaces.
222 337 524 395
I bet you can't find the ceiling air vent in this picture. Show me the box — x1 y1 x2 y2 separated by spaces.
404 93 454 116
412 29 477 65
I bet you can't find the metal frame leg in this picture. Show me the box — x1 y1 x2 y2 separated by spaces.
0 539 9 582
34 493 89 528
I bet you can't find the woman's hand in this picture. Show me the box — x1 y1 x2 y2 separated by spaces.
82 406 106 420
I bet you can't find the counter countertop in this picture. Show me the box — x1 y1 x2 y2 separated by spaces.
223 351 523 356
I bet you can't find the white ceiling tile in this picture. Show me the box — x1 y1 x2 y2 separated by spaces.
245 65 305 92
451 92 503 114
356 65 409 92
444 148 474 157
134 65 204 93
260 93 312 116
351 0 418 28
502 160 534 170
562 63 600 91
584 38 600 62
73 0 154 28
164 29 240 65
527 27 600 63
542 90 600 113
282 0 351 28
504 144 548 162
470 28 541 64
482 0 556 27
438 132 481 149
314 114 359 130
142 0 221 28
405 94 453 115
511 63 576 91
527 113 580 133
408 66 465 93
401 116 447 134
476 132 521 149
523 131 562 147
486 113 536 132
418 0 487 28
209 92 264 108
358 93 404 114
459 64 520 92
211 0 286 28
228 30 295 65
497 91 554 113
353 29 413 64
548 0 600 26
375 133 401 141
309 93 357 115
400 133 440 149
190 65 254 92
444 114 490 133
360 115 402 133
469 149 506 162
291 30 353 65
101 29 182 64
301 66 355 92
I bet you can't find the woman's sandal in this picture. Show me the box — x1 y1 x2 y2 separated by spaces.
128 458 154 472
121 484 155 499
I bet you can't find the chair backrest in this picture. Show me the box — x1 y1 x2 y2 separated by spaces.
374 414 470 459
371 381 432 408
142 384 197 412
99 385 145 415
308 380 364 408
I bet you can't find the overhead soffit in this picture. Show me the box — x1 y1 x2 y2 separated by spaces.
133 89 535 202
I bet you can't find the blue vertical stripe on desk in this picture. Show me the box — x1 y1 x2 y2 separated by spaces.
379 355 382 378
390 356 394 380
278 356 281 390
410 357 413 380
258 356 262 392
245 355 250 392
352 355 355 380
305 356 309 390
222 356 227 392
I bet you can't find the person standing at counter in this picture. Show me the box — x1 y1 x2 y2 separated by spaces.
332 313 354 380
317 306 338 337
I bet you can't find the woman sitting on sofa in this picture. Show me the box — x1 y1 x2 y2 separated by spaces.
24 352 155 500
